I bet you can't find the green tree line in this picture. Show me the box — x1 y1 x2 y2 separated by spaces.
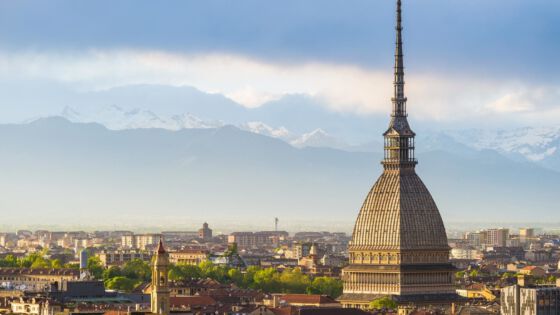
0 253 78 269
1 254 343 297
92 258 342 297
168 261 343 297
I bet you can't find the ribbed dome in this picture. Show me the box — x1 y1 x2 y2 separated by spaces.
349 169 449 251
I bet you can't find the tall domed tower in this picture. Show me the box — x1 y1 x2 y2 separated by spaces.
339 0 457 309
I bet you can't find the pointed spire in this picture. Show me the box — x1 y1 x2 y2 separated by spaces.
157 237 166 254
382 0 417 169
392 0 407 117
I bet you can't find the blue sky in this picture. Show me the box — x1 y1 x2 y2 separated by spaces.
0 0 559 126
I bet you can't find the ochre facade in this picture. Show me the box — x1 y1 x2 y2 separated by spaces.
151 240 170 315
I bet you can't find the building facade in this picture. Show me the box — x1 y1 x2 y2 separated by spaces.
501 284 560 315
486 228 509 247
228 231 288 249
520 228 536 243
198 223 212 241
97 250 153 267
168 250 208 265
121 234 161 250
0 268 79 292
338 0 456 308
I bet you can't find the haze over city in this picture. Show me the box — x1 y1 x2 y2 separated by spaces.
1 0 559 231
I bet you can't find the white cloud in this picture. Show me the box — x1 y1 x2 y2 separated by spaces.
0 49 559 124
485 87 560 114
225 86 281 108
488 93 535 113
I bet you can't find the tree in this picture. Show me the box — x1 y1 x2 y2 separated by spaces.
198 261 230 283
278 268 310 293
30 257 51 269
87 257 104 279
122 259 151 281
501 272 515 280
307 277 343 298
169 264 202 281
0 255 18 267
227 268 243 286
253 268 281 292
50 259 63 269
469 269 480 278
64 263 80 270
105 276 139 292
103 266 123 281
20 253 41 268
160 262 348 297
243 266 261 288
370 296 397 310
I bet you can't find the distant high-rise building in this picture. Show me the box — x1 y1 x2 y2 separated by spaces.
486 228 509 247
79 249 90 280
121 233 161 250
338 0 457 308
501 276 560 315
519 228 535 243
294 243 313 259
0 234 8 247
228 231 288 249
97 250 153 267
465 231 485 248
198 222 212 241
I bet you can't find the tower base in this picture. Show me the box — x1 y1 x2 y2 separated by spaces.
338 293 464 311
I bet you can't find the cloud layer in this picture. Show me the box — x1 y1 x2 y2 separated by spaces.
1 49 559 127
1 0 558 79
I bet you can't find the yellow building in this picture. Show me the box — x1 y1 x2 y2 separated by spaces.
518 266 546 277
168 250 208 265
151 240 170 315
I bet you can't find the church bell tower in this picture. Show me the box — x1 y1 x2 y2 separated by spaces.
151 239 170 315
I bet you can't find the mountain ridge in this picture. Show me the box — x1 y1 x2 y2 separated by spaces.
0 117 558 228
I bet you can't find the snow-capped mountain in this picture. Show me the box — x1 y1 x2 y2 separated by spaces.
290 129 349 150
239 121 292 140
168 113 224 130
57 105 560 171
446 127 560 162
59 106 299 142
4 117 560 224
61 105 223 130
